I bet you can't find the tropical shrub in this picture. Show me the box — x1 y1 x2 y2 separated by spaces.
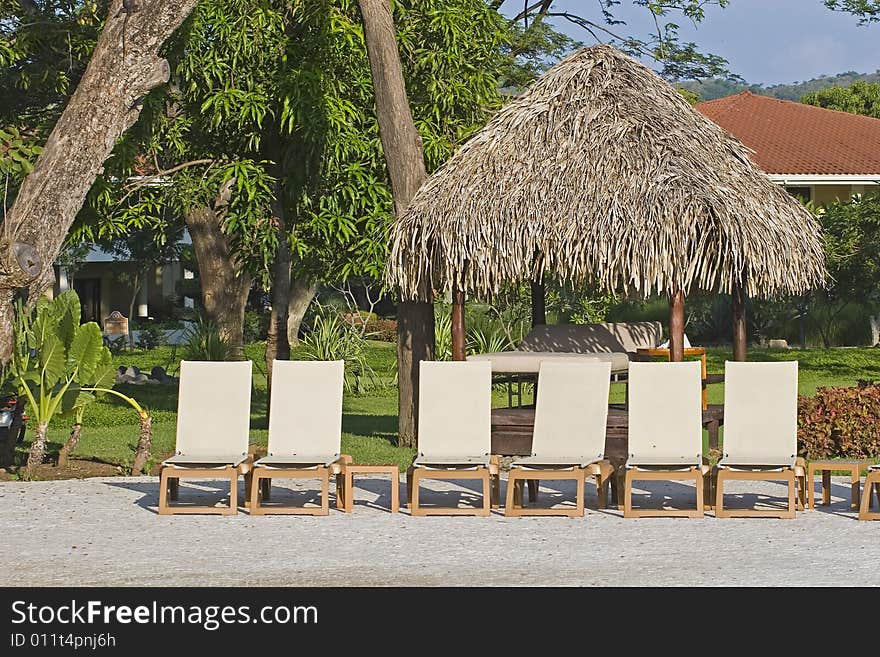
434 311 452 361
798 383 880 459
182 319 230 361
301 313 379 393
243 310 269 344
135 324 165 350
11 291 116 476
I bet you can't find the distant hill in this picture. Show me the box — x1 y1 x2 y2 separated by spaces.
680 70 880 102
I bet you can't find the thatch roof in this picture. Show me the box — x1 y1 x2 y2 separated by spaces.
386 45 826 300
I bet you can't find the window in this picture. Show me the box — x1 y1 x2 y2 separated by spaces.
785 186 812 203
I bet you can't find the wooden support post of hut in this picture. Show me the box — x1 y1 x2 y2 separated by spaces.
669 290 685 362
452 287 466 361
530 279 546 327
732 278 747 361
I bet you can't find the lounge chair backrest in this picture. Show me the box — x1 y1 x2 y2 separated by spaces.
175 360 252 458
628 360 702 462
532 360 611 460
517 321 662 354
267 360 344 457
418 361 491 458
723 361 798 463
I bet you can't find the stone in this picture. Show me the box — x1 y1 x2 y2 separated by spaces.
768 339 789 350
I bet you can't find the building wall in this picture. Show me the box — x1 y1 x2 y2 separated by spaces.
54 261 187 328
811 184 860 205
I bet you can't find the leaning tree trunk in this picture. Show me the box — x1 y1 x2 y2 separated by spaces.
185 201 253 361
0 0 199 364
56 423 83 468
358 0 435 448
130 412 152 476
24 420 49 478
287 276 317 347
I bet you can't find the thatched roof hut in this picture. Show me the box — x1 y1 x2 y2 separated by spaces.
386 45 826 305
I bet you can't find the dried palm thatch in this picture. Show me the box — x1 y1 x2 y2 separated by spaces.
387 45 826 301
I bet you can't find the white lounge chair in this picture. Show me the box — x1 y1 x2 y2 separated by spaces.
860 464 880 521
505 360 614 517
715 361 807 518
407 361 498 516
158 360 253 515
623 360 709 518
248 360 348 515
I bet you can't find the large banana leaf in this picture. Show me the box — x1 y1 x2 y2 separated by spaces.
87 350 116 391
69 322 103 383
60 386 96 417
38 332 67 387
54 290 81 349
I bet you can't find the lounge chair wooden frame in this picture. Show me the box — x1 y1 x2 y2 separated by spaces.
859 467 880 521
246 455 351 516
505 460 615 517
158 461 250 516
623 465 709 518
715 465 805 519
406 455 500 516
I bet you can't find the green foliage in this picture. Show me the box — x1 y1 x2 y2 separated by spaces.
182 318 230 361
301 312 379 393
824 0 880 24
798 383 880 459
466 327 512 355
135 325 166 351
503 1 735 82
0 1 104 190
434 311 452 361
808 195 880 347
11 291 115 428
283 0 510 282
680 71 880 103
243 310 269 344
802 81 880 119
0 125 42 177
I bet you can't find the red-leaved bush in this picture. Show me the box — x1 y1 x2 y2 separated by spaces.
798 383 880 459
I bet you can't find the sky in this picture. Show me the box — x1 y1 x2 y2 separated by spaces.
501 0 879 85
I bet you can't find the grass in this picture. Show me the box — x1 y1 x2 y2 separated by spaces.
13 341 880 476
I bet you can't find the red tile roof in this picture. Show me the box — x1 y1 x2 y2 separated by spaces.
695 91 880 176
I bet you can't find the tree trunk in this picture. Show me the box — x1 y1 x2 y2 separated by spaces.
530 280 546 327
127 271 142 350
24 420 49 478
358 0 435 448
56 423 83 468
184 202 253 361
870 314 880 347
265 178 291 416
287 276 317 347
0 0 199 364
131 413 152 476
0 400 25 468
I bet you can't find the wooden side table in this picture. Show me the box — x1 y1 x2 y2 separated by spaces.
635 347 708 409
807 460 868 509
341 464 400 513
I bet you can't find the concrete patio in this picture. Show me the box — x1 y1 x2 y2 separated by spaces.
1 475 877 586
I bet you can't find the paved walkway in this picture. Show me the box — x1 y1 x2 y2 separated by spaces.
1 475 877 586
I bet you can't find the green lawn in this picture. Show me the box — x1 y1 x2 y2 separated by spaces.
15 342 880 475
